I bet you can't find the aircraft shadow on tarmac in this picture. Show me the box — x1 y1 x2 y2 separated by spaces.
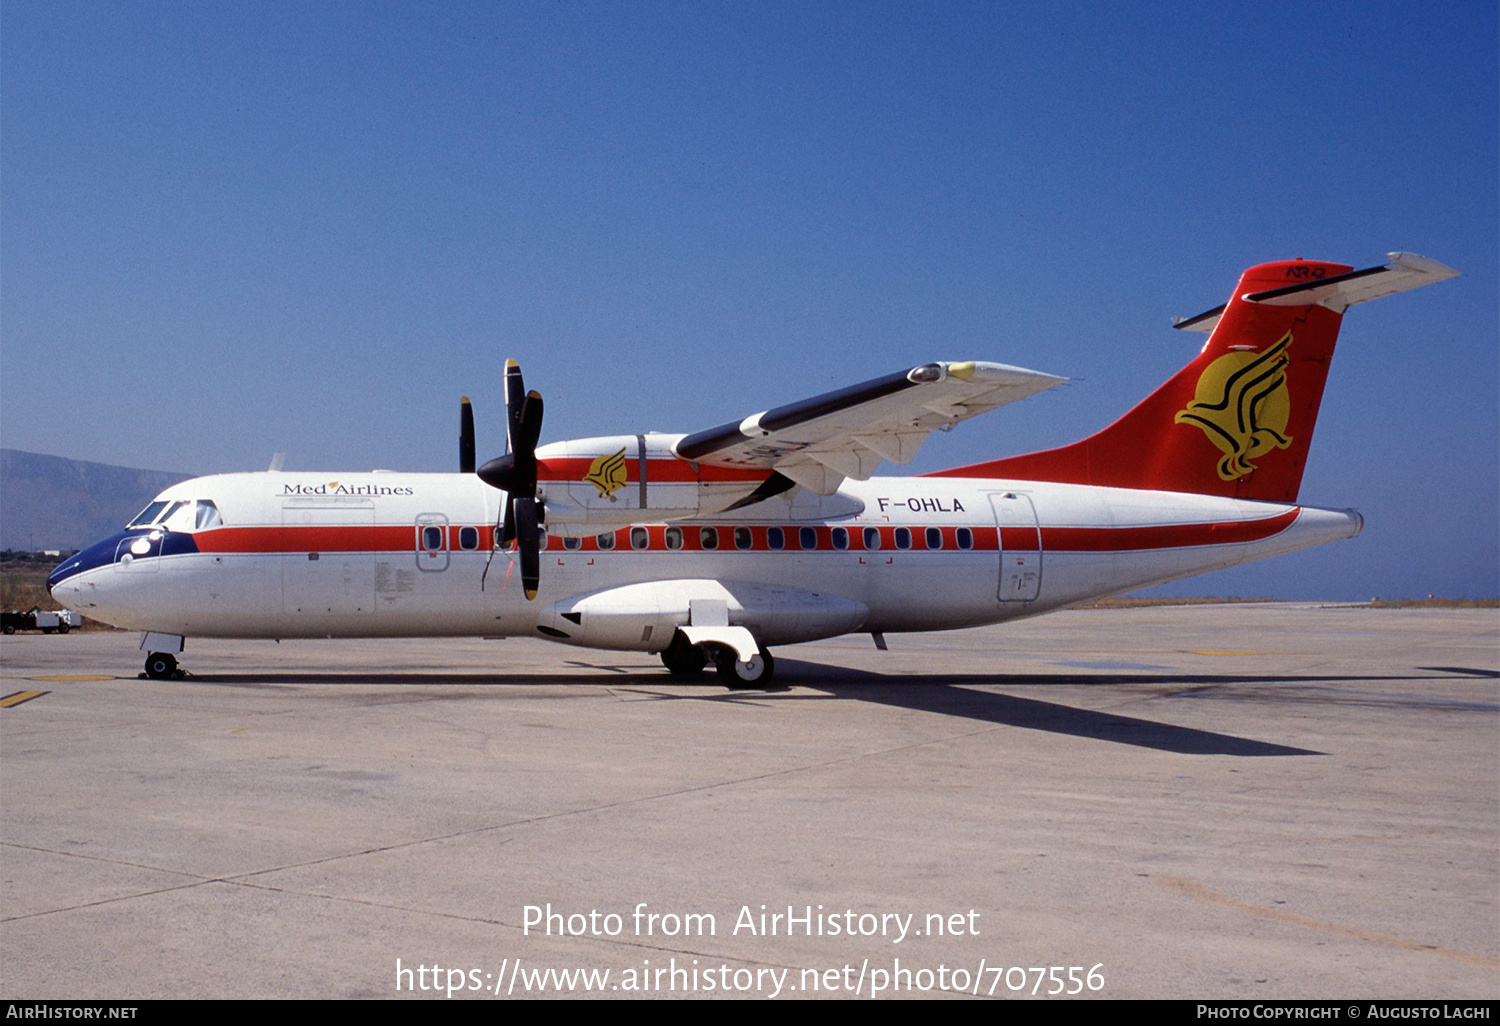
168 659 1478 757
166 661 1500 758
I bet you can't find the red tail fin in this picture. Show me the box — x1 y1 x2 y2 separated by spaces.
932 253 1457 502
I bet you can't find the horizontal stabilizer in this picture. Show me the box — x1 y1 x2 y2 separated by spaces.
1173 252 1459 333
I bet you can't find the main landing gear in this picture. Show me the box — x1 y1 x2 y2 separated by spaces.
660 634 709 677
714 646 775 687
659 634 775 687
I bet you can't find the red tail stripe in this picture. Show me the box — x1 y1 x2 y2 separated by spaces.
1036 508 1298 551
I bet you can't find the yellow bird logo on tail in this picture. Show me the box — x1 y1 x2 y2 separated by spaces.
583 447 629 500
1175 333 1294 480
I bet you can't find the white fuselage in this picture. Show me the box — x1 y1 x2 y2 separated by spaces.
49 470 1361 650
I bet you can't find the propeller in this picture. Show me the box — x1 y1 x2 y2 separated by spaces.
459 396 475 474
476 359 545 600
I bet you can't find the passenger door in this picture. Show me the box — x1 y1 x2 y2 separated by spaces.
988 492 1042 602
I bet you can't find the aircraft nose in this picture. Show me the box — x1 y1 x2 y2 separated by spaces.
48 554 84 591
47 533 125 592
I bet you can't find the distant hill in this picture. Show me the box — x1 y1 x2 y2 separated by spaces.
0 449 194 551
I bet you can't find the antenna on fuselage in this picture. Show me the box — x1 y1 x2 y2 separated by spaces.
268 452 287 472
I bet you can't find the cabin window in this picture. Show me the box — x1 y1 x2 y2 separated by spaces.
767 527 785 550
194 501 223 530
734 527 752 550
957 527 974 550
458 526 479 550
563 535 582 551
597 531 616 550
926 527 942 550
863 527 881 550
631 527 649 550
665 527 684 550
799 527 817 550
831 527 849 550
895 527 912 550
700 527 718 550
421 526 444 551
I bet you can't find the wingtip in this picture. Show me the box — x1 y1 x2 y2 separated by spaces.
1385 252 1461 281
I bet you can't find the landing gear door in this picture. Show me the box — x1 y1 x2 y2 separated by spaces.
988 492 1041 602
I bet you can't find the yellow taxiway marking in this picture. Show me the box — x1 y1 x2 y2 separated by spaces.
0 690 50 708
29 674 117 682
1179 649 1286 656
1156 876 1500 970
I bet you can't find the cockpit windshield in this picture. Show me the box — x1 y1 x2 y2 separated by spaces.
125 499 223 531
127 501 169 528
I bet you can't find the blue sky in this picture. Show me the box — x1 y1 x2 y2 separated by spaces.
3 1 1495 598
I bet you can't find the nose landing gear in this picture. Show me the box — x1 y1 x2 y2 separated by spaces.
143 652 179 680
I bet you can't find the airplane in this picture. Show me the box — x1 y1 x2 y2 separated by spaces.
48 252 1459 686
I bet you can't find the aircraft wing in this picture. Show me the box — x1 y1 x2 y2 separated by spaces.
672 360 1066 494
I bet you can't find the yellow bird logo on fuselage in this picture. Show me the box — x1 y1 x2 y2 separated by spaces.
583 447 629 500
1175 333 1294 480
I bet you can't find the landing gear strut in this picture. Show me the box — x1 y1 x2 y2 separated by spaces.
144 652 178 680
715 646 775 688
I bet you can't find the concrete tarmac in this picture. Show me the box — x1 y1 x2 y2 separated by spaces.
2 605 1497 1000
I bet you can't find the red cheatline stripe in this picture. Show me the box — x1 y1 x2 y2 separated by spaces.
185 509 1297 556
195 526 417 553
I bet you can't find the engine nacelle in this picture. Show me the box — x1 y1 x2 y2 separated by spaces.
534 579 870 651
534 434 776 535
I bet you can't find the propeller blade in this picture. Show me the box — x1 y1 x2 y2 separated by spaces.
516 390 544 455
459 396 475 474
514 497 540 600
500 493 517 548
504 359 526 449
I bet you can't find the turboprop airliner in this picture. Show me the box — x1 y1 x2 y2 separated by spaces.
49 253 1458 685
